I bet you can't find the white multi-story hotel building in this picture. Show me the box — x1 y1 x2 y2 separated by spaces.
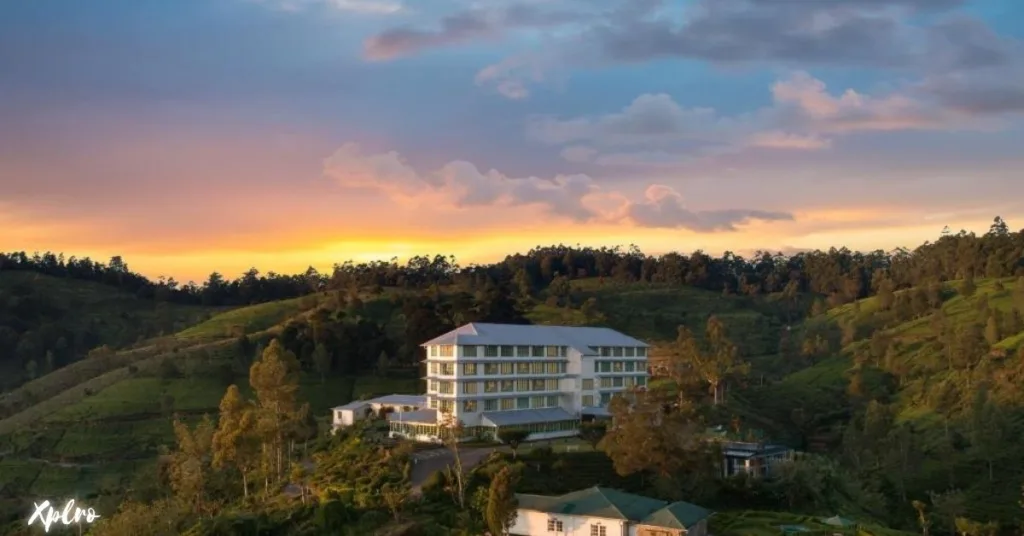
386 322 650 442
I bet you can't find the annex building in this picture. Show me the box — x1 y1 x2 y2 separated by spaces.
511 486 712 536
383 322 650 442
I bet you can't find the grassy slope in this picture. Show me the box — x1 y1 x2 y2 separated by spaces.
0 272 219 388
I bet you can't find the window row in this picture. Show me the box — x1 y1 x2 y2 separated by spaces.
594 360 647 373
597 346 647 358
468 345 567 358
428 395 561 412
499 419 578 434
582 376 647 390
429 361 568 376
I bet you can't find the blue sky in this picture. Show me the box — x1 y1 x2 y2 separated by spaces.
1 0 1023 281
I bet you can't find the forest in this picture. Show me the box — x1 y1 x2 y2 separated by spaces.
1 216 1024 535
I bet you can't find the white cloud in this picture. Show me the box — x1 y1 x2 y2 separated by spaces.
529 71 987 166
323 143 793 230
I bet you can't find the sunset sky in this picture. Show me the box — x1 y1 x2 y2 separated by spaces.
2 0 1023 283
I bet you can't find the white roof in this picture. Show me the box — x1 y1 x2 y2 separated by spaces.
482 407 576 427
421 323 649 354
332 394 425 411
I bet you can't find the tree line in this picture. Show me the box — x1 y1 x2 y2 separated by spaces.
4 217 1021 307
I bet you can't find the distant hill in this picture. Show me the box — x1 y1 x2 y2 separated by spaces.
0 272 219 392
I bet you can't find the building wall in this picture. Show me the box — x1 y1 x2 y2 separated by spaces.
510 510 627 536
422 342 650 421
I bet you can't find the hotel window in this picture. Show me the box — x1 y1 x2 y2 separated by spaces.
637 377 647 386
546 395 558 407
590 524 606 536
463 363 477 375
516 345 530 357
560 346 567 357
439 381 454 394
430 363 439 374
582 379 594 390
462 400 477 412
440 363 455 375
612 377 624 387
484 364 499 375
532 379 546 391
600 347 612 357
463 382 478 394
625 361 635 372
546 362 559 374
517 380 531 392
624 377 635 388
545 379 558 390
546 346 560 357
517 362 530 374
624 347 635 357
463 345 478 357
429 346 436 357
484 345 499 357
612 347 623 357
501 363 514 375
484 399 498 411
582 395 594 407
500 345 515 357
429 380 439 391
440 400 453 412
531 345 545 357
531 362 545 374
598 362 612 373
517 397 530 409
439 345 454 357
484 381 498 393
501 398 515 410
600 393 611 405
600 377 612 388
547 519 563 532
429 398 438 409
637 347 647 357
531 396 546 408
501 380 515 392
612 361 624 372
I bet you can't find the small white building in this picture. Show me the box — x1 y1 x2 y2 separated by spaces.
510 486 712 536
387 322 650 443
331 394 426 430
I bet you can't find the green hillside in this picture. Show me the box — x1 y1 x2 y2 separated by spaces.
738 276 1024 528
0 272 219 391
0 278 781 529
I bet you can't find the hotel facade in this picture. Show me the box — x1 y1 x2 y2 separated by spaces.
385 322 650 442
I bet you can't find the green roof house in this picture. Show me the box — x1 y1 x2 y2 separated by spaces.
511 486 712 536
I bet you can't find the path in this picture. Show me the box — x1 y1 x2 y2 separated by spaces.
409 446 498 494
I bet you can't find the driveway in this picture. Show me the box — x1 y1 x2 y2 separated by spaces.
410 447 500 492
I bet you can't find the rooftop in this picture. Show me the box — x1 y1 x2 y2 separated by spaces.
516 486 711 529
333 394 426 411
421 323 649 353
481 407 576 427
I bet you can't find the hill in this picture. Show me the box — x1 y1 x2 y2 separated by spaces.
0 277 784 531
735 276 1024 529
3 222 1023 534
0 271 220 392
